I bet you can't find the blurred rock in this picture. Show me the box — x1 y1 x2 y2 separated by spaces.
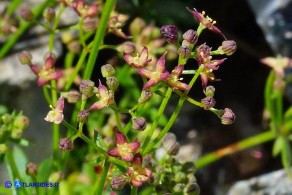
228 169 292 195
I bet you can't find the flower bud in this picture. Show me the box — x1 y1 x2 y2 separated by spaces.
78 110 90 123
220 40 237 56
61 32 74 44
182 29 198 44
13 115 30 130
62 90 81 103
106 77 119 91
160 25 178 44
129 18 146 35
20 7 34 22
201 96 216 110
186 183 200 194
82 17 98 32
79 80 95 97
43 7 55 22
163 133 180 156
111 174 128 190
220 108 235 125
44 52 56 69
101 64 115 78
26 162 38 176
173 183 184 193
132 117 146 131
178 45 191 59
11 128 23 139
138 90 152 103
0 144 7 154
2 114 12 124
59 138 74 151
48 172 62 183
174 172 187 183
117 42 136 53
67 41 81 53
18 51 32 65
204 85 215 97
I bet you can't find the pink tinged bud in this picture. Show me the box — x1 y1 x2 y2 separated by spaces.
18 51 32 65
26 162 38 176
106 77 119 91
204 85 215 97
43 7 55 22
77 110 90 123
162 133 180 156
220 108 235 125
82 17 98 32
201 96 216 110
62 90 80 103
132 117 146 131
182 29 198 44
160 25 178 44
138 90 152 103
187 7 225 38
117 42 136 53
79 80 95 97
178 45 191 59
59 137 74 151
44 96 64 124
111 174 128 190
44 52 56 70
19 7 34 22
220 40 237 56
128 154 152 187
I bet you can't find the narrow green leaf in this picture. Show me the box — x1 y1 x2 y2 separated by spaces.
281 139 292 174
37 158 53 181
95 133 107 152
273 136 285 156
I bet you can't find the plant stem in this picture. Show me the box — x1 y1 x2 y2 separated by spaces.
195 130 276 169
94 160 110 195
83 0 116 79
130 186 138 195
141 87 173 152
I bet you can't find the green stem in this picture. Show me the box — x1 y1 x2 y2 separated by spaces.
83 0 116 79
94 160 110 195
5 146 28 195
143 65 204 154
130 186 138 195
195 130 276 169
0 0 55 58
141 87 173 151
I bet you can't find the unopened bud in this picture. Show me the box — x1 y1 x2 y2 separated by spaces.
220 40 237 56
43 7 55 22
174 172 187 183
117 42 136 53
129 18 146 35
0 144 7 154
160 25 178 44
79 80 95 97
49 172 62 183
138 90 152 103
20 7 34 22
26 162 38 176
82 17 98 32
62 90 80 103
186 183 200 194
111 174 128 190
14 115 30 130
132 117 146 131
201 96 216 110
59 138 74 151
44 52 56 69
173 183 184 193
101 64 115 77
2 114 12 124
18 51 32 65
78 110 90 123
67 41 81 53
11 128 23 139
183 29 198 44
220 108 235 125
106 77 119 91
204 85 215 97
163 133 180 156
178 45 191 59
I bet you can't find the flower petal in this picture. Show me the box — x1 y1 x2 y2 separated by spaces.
115 131 127 144
128 140 140 152
108 147 120 157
